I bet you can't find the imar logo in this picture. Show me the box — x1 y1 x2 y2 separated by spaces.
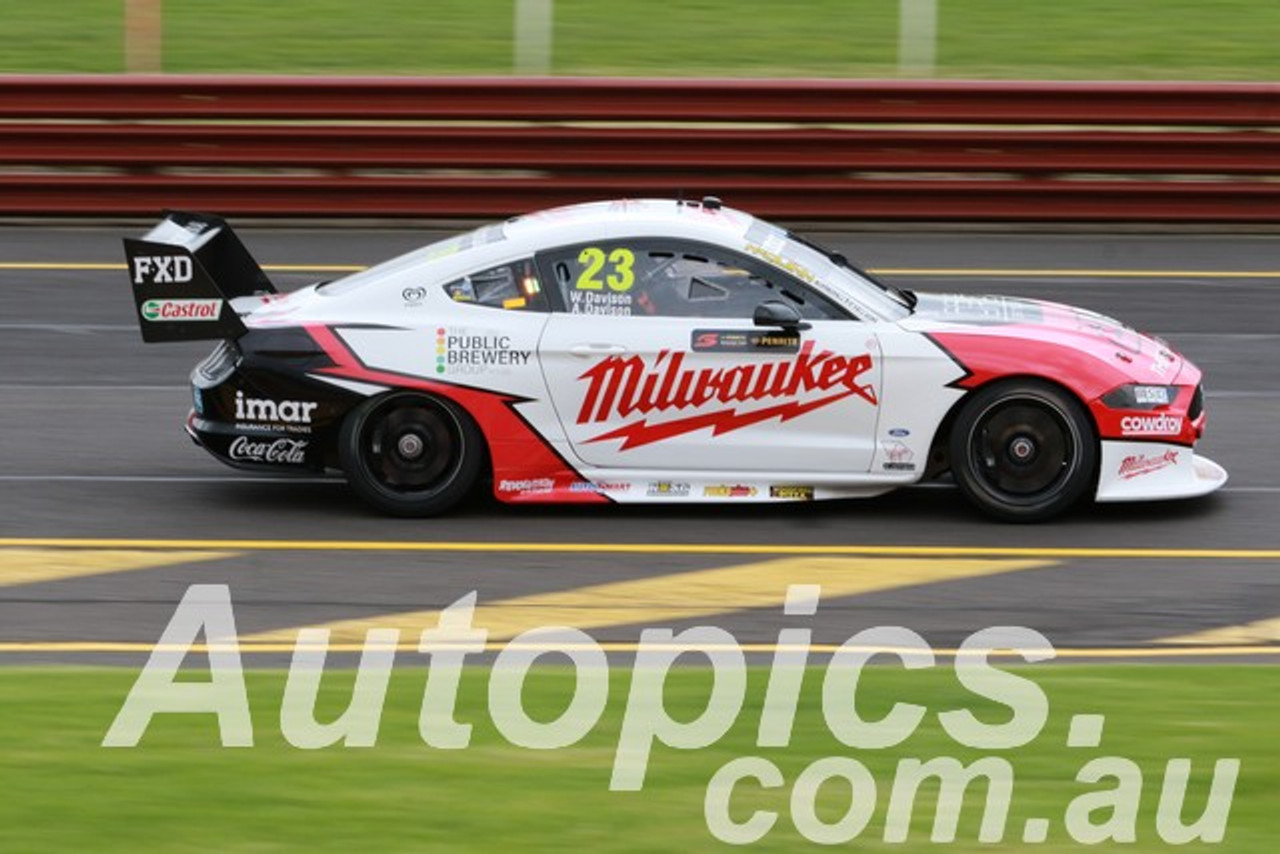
132 255 193 284
235 391 318 425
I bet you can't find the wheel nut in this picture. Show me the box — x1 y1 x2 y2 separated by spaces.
397 433 425 459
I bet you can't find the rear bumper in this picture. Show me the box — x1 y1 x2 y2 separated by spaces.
186 410 323 473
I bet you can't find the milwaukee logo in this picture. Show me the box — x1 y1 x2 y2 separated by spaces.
1118 449 1179 479
576 343 876 449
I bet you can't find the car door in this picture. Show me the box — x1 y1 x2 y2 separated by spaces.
535 238 883 473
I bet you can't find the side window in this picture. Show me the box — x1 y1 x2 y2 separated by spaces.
441 259 548 312
544 241 844 320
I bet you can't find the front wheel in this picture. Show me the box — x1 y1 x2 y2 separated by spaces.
338 392 484 517
949 380 1096 522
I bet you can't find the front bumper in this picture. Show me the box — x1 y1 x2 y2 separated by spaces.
1095 440 1227 502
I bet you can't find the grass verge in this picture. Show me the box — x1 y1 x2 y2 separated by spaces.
0 664 1275 851
0 1 1276 79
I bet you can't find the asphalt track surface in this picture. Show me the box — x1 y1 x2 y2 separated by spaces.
0 223 1277 664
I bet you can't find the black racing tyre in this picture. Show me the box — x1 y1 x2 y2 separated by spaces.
949 379 1097 522
338 392 484 517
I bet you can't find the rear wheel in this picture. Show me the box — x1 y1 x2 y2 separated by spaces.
949 380 1096 522
339 392 483 517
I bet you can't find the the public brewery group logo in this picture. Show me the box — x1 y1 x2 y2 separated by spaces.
435 327 532 375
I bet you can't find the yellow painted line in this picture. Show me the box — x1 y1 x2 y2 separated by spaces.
4 262 1280 279
1162 616 1280 646
2 538 1278 559
0 641 1274 658
243 556 1051 644
0 548 237 588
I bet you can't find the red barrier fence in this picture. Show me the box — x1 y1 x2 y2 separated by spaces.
1 75 1278 220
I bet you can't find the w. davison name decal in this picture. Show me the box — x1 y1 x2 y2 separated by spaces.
577 342 876 449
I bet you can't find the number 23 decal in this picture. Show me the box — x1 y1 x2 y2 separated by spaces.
577 247 635 292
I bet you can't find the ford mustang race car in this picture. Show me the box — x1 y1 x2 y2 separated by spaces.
126 198 1226 521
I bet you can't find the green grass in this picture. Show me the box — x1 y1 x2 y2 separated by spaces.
0 665 1275 851
0 1 1276 78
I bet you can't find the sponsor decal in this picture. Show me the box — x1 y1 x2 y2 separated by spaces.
436 328 532 375
887 427 910 438
1118 449 1179 479
227 436 307 465
769 485 815 500
577 342 877 450
1073 309 1144 355
691 329 800 354
140 298 222 322
131 254 193 284
568 480 632 494
1120 414 1183 437
234 391 318 430
646 481 690 497
403 286 428 306
743 243 818 284
881 440 916 472
497 478 555 494
703 484 758 498
935 294 1040 325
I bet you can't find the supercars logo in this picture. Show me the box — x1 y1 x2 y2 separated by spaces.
140 298 222 322
576 343 876 449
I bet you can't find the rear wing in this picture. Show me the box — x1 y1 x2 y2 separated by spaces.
124 211 276 343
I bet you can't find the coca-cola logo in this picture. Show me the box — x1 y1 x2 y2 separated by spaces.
576 342 876 449
228 436 308 465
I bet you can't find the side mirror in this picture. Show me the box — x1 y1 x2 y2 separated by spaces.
753 300 811 332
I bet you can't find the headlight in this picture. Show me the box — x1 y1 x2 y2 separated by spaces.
1101 383 1179 410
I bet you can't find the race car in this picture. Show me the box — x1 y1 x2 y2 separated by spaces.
125 197 1226 521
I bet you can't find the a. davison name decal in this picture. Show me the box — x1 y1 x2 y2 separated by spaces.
576 342 876 449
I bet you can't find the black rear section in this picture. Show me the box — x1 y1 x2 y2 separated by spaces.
125 211 276 343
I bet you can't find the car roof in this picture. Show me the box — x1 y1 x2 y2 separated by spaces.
503 198 756 246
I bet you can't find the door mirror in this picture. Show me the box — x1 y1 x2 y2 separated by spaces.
753 300 811 331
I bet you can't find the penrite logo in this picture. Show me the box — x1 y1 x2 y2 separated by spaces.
1120 414 1183 436
576 342 876 449
140 298 222 322
1118 449 1179 479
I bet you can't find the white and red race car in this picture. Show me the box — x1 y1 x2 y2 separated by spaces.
126 198 1225 520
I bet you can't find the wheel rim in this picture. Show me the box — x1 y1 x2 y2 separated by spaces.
967 396 1079 505
360 399 462 496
